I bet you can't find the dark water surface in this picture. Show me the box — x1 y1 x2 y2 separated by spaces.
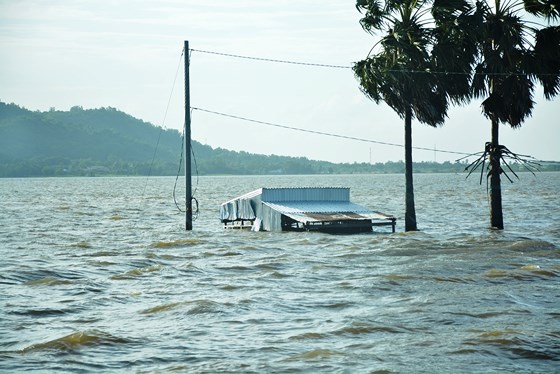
1 174 559 373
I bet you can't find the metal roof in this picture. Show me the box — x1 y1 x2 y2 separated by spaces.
263 201 370 214
261 187 349 202
263 201 394 224
221 188 263 205
220 187 395 231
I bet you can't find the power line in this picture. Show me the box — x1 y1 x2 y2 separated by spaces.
187 48 557 161
190 48 560 76
190 48 350 69
191 107 474 156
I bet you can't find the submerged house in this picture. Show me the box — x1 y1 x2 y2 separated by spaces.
219 187 396 233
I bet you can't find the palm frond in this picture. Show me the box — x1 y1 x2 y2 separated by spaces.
432 0 472 22
463 142 540 185
472 63 488 98
357 0 386 33
533 26 560 98
481 73 535 127
524 0 560 21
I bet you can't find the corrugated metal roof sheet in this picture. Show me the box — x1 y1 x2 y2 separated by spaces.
263 201 394 223
221 188 263 205
263 201 370 214
261 187 349 202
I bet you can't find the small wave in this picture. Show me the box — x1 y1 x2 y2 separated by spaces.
261 270 289 279
484 269 509 278
215 265 251 272
450 347 493 356
9 308 67 317
286 348 345 361
519 264 558 277
110 264 164 280
315 301 353 310
433 276 474 284
144 252 181 261
21 330 130 353
84 251 118 257
333 322 404 336
484 265 558 281
463 330 560 360
177 262 206 275
6 266 84 286
219 284 242 291
221 251 243 257
140 302 183 315
462 330 521 350
186 299 223 315
289 332 326 341
448 310 518 319
150 239 201 248
75 211 94 217
384 274 416 281
91 260 115 266
507 239 556 252
70 241 91 249
479 329 521 338
139 299 224 315
24 277 75 286
383 274 417 285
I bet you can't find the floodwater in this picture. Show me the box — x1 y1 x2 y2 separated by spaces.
1 173 559 373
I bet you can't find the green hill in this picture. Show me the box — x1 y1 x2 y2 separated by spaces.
0 102 378 177
2 102 555 177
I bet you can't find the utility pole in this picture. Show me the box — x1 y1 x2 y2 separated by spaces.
184 40 192 230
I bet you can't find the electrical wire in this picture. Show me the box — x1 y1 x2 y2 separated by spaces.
191 107 474 156
173 112 200 220
132 48 184 230
191 129 200 221
190 48 350 69
187 47 559 162
189 48 557 76
190 48 560 76
173 124 185 213
188 48 558 161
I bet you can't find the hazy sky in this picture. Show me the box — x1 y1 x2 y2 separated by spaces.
1 0 558 163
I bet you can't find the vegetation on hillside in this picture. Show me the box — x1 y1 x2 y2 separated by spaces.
0 102 557 177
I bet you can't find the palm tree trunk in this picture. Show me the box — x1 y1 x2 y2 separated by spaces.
489 116 504 229
404 105 418 231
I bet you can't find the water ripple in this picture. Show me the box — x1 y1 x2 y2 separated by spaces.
1 175 559 373
20 329 133 353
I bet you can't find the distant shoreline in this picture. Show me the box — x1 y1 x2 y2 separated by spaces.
2 102 559 178
2 170 559 179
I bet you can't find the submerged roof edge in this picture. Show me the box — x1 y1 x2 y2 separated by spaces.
221 187 352 205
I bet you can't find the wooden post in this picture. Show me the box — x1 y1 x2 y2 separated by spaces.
184 40 193 230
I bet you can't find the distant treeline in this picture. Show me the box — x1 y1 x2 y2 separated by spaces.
1 102 558 177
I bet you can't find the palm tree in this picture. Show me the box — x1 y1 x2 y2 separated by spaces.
353 0 449 231
441 0 560 229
